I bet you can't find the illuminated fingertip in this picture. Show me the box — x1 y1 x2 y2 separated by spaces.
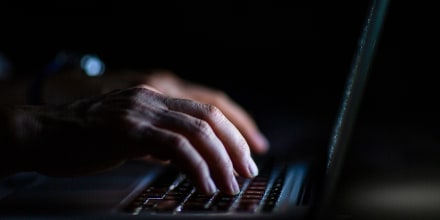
248 159 259 177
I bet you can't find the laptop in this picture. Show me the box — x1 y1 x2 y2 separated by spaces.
0 1 389 219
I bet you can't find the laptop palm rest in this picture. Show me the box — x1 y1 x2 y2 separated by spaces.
0 161 159 215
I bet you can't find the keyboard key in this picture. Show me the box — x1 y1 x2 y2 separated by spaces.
126 160 288 215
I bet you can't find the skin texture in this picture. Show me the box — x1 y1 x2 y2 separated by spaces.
1 70 269 195
141 71 269 155
43 70 269 155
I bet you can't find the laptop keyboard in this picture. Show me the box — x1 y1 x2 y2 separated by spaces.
125 160 287 215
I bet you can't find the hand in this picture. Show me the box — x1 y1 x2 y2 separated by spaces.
44 69 270 154
140 71 270 154
18 86 259 195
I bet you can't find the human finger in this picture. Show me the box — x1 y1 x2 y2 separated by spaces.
133 124 218 195
145 106 241 195
185 87 269 154
163 98 259 180
144 72 269 154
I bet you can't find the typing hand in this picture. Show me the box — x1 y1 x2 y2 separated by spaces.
20 86 259 195
139 71 270 155
45 69 269 155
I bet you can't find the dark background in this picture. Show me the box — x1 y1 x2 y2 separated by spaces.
1 1 440 218
1 1 438 122
1 1 371 120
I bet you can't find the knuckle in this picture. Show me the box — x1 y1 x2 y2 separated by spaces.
130 87 148 99
124 87 157 101
191 118 220 142
168 134 190 150
201 103 223 120
116 87 141 97
193 119 211 135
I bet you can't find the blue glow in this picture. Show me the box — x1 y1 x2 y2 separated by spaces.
80 55 105 77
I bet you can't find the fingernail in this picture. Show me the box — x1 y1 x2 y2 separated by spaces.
206 178 217 195
248 159 259 177
230 178 240 195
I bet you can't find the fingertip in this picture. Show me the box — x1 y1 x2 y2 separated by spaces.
229 178 240 195
194 176 217 196
251 132 270 154
248 159 259 177
205 178 218 195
